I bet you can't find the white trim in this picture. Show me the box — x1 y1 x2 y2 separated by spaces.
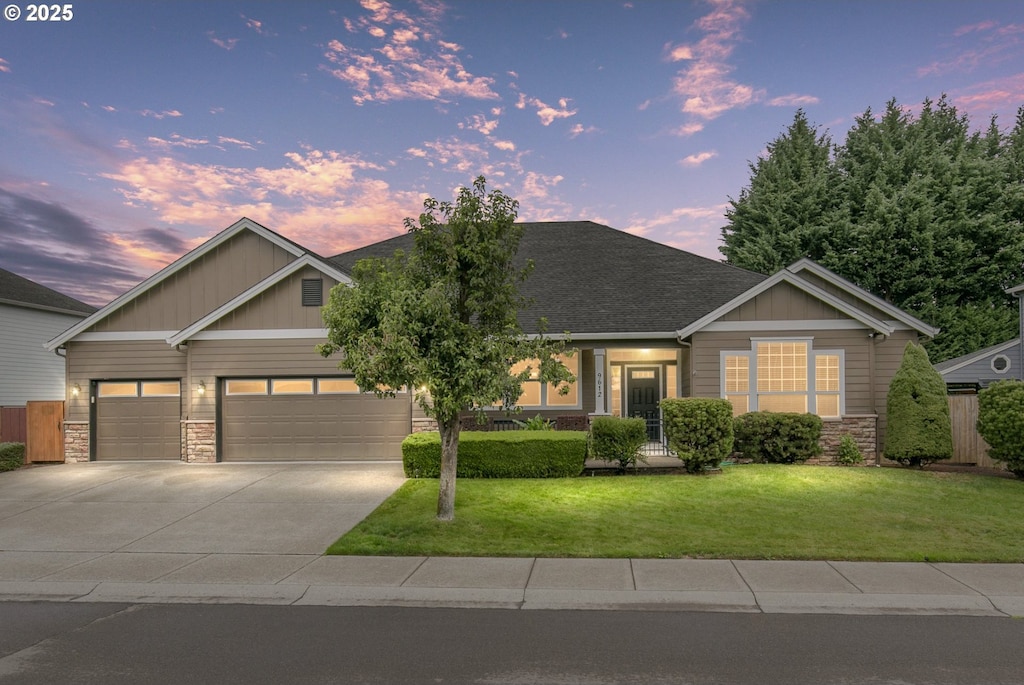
936 339 1020 376
190 328 329 341
73 331 179 342
46 218 326 351
787 259 940 338
676 270 895 341
167 255 351 346
530 331 680 341
702 319 873 332
991 354 1012 375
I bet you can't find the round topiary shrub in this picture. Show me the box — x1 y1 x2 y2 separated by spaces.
976 380 1024 478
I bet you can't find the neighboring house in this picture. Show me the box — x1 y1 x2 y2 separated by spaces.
46 218 938 465
0 267 96 407
935 284 1024 391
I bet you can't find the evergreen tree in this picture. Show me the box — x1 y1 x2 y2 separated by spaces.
721 96 1024 363
721 110 839 273
885 342 953 468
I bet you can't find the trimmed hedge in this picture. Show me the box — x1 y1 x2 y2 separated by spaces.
402 431 587 478
733 412 823 464
976 380 1024 478
661 398 734 473
589 416 648 471
0 442 25 472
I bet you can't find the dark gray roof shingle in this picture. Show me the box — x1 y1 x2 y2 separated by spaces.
331 221 765 335
0 267 96 315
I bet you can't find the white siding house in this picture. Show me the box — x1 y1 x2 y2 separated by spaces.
0 268 95 406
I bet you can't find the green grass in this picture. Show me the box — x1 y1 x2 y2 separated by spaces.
328 465 1024 561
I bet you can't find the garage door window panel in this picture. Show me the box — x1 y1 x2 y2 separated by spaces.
98 382 139 397
272 379 314 394
318 378 360 394
141 381 180 397
225 380 269 395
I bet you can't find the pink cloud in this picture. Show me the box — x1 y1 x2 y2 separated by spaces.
952 73 1024 117
954 20 999 37
767 94 821 107
100 148 423 256
623 204 728 259
516 93 578 126
322 1 499 104
680 150 718 167
243 15 274 37
0 57 10 73
671 0 764 120
207 32 239 50
671 122 704 137
140 109 183 120
918 20 1024 76
568 123 599 138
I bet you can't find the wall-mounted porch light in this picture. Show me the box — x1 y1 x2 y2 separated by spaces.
71 383 80 397
197 380 206 396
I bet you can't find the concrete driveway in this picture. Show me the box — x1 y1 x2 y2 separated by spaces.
0 461 405 584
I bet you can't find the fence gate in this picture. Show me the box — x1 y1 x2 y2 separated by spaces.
26 401 65 463
948 394 995 468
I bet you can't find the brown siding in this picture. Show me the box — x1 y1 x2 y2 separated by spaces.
872 330 918 456
65 341 187 422
719 281 844 322
796 271 897 323
209 267 340 331
90 230 297 333
188 338 355 421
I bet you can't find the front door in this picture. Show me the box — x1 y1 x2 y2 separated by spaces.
626 366 661 441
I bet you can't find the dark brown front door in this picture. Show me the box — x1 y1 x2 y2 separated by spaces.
627 366 661 441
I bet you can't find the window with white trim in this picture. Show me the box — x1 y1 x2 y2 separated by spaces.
496 352 579 409
721 340 844 418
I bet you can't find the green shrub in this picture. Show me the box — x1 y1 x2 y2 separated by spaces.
976 380 1024 478
661 398 734 473
885 342 953 468
836 434 864 466
513 414 554 431
588 416 648 471
0 442 25 472
733 412 824 464
402 431 587 478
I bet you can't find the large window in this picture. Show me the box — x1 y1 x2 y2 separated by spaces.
502 352 579 409
722 340 843 418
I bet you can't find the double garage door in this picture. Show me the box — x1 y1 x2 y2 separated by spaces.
220 377 411 461
94 377 410 461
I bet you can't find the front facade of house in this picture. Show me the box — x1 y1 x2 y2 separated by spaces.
47 218 937 465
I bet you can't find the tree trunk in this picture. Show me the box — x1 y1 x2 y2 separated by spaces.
436 415 461 521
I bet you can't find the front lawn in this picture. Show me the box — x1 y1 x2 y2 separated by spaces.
328 465 1024 561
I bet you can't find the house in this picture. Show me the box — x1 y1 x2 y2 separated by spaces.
46 218 938 464
935 284 1024 391
0 267 96 408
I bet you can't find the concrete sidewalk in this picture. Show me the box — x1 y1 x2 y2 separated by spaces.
1 554 1022 616
1 462 1022 616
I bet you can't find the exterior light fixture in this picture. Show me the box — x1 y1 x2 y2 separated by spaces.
71 383 80 397
198 380 206 395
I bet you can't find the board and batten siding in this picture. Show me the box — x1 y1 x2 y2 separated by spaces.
0 304 87 405
90 230 297 333
717 281 848 322
206 267 340 331
64 341 187 422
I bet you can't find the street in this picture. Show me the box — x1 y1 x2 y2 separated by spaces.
2 603 1023 684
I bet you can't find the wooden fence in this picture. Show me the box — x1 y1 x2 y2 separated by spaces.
0 406 27 443
948 394 996 468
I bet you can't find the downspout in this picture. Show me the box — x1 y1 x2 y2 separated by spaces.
1018 294 1023 381
869 331 887 465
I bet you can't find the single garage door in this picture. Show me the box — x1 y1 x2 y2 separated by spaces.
221 377 411 461
94 380 181 460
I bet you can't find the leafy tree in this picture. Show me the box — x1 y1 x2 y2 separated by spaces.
319 177 573 520
976 380 1024 478
884 342 952 468
722 97 1024 363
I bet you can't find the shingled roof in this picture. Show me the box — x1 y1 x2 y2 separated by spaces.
0 267 96 316
331 221 766 336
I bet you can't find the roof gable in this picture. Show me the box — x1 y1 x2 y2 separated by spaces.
46 218 328 350
167 255 350 345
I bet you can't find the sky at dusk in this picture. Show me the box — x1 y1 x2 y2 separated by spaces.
1 0 1022 306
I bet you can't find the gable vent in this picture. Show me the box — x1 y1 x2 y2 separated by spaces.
302 279 323 307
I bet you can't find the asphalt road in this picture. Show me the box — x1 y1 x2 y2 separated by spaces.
2 602 1023 684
